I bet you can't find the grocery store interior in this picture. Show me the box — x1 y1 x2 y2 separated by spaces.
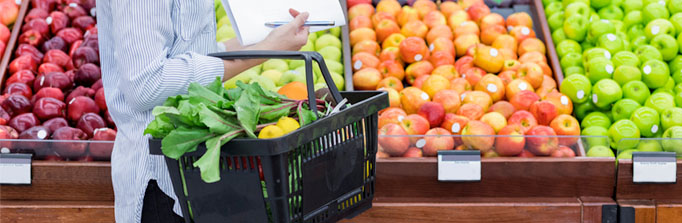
1 0 681 222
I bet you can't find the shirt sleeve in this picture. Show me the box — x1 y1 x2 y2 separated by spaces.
111 0 224 112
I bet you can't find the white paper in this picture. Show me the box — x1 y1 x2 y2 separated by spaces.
0 159 31 184
438 155 481 181
633 161 677 183
222 0 347 46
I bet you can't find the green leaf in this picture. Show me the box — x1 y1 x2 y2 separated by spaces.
193 130 242 183
225 87 242 101
237 81 283 105
151 106 181 117
235 89 260 138
297 105 317 126
207 104 237 117
144 115 174 138
177 100 204 127
197 104 240 134
205 77 225 96
163 95 188 107
161 127 214 159
188 82 225 105
259 103 295 123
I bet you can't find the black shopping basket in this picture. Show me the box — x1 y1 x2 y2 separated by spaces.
149 51 389 223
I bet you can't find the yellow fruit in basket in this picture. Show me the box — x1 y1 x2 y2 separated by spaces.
277 117 300 134
258 125 285 139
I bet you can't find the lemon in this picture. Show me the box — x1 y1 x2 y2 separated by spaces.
258 125 285 139
276 117 300 134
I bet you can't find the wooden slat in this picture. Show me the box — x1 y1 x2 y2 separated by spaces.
656 202 682 223
580 196 617 223
0 0 30 85
616 160 682 201
0 161 113 201
375 157 616 199
618 200 657 223
0 200 114 223
341 197 582 223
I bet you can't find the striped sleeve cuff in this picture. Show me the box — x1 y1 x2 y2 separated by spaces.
192 53 225 86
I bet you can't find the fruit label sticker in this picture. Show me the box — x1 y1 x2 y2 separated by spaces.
593 94 598 103
607 34 616 42
414 54 423 61
415 139 426 148
643 65 652 74
45 17 53 25
659 0 666 6
561 96 569 105
604 51 611 59
521 27 530 35
577 90 585 100
489 48 498 57
606 64 614 74
451 123 461 133
421 92 429 100
429 44 434 52
651 125 659 134
438 150 481 182
652 26 660 36
0 153 32 185
519 82 528 91
398 115 405 122
15 0 20 5
487 84 497 93
632 152 677 184
353 61 363 70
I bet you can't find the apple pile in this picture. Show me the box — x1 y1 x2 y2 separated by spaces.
0 0 20 57
350 0 579 158
0 0 117 161
547 0 682 157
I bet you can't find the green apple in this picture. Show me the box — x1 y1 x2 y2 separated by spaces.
661 107 682 130
631 106 661 136
329 27 341 37
598 33 625 54
582 111 613 129
645 92 676 113
623 80 652 104
592 0 613 8
617 149 636 159
325 59 344 75
619 32 632 51
586 57 616 84
223 69 258 89
598 5 625 20
557 40 583 58
548 12 565 32
628 24 646 39
669 0 682 13
675 91 682 106
592 79 623 107
609 119 641 150
624 0 645 13
552 29 568 44
675 83 682 93
315 34 342 51
544 0 558 7
217 17 231 29
587 145 616 157
676 32 682 54
561 74 592 103
589 12 601 22
661 126 682 155
641 59 671 88
584 48 612 66
645 19 676 40
564 66 586 76
612 51 641 67
669 13 682 35
308 33 318 43
249 75 277 92
261 69 283 85
631 36 649 50
652 35 679 61
583 126 611 147
564 15 589 42
624 11 644 29
560 52 584 68
278 69 306 86
664 76 676 90
563 0 591 7
263 59 289 73
637 140 664 151
669 55 682 73
613 66 642 86
316 71 344 90
318 46 342 61
300 40 315 52
588 19 617 43
546 2 565 17
643 0 666 6
582 40 596 51
643 2 671 24
289 59 305 69
294 66 317 83
565 2 591 18
613 98 643 121
636 45 664 63
613 19 627 33
575 101 598 120
216 25 236 42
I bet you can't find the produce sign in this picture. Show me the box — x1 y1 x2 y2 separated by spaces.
1 0 115 161
547 0 682 158
145 78 338 183
349 0 580 158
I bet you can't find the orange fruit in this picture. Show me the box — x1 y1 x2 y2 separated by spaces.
278 82 308 100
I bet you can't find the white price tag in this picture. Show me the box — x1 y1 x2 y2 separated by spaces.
438 150 481 182
632 152 677 184
0 154 32 185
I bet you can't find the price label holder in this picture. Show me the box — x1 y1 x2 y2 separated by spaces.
0 153 33 185
632 152 677 184
437 150 481 182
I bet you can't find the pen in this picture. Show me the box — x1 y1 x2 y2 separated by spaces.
265 21 335 28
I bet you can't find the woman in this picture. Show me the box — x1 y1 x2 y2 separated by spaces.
96 1 310 222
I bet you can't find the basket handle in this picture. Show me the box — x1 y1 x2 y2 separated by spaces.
208 51 345 117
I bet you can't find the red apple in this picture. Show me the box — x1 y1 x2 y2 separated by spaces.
461 120 495 152
402 147 423 157
525 125 559 156
378 123 411 156
549 114 581 147
529 101 558 126
9 55 38 74
422 128 455 156
417 101 446 127
440 113 469 147
22 18 50 37
15 44 44 64
495 124 525 156
507 110 538 133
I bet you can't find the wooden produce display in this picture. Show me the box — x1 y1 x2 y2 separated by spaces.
341 0 619 221
616 158 682 222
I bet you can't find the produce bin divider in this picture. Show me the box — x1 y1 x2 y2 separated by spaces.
0 0 30 86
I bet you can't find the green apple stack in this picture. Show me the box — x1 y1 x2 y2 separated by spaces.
547 0 682 158
215 0 346 92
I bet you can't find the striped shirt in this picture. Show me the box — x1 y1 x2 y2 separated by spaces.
96 0 225 222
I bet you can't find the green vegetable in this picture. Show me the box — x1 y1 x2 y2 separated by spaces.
145 77 332 183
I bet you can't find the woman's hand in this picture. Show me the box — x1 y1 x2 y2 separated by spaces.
259 9 310 51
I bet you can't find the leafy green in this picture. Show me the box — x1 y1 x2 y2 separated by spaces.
144 77 332 183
